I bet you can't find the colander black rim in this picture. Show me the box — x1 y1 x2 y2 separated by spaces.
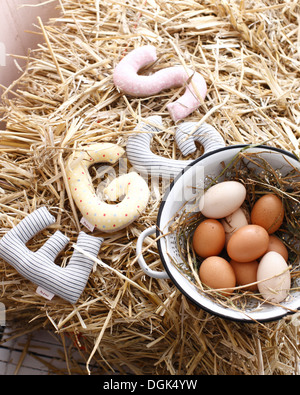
156 144 299 323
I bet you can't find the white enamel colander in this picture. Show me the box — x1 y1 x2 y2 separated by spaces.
136 145 300 323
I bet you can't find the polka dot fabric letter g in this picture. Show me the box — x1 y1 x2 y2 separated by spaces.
66 143 150 232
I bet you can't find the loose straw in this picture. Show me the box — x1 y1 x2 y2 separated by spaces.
0 0 300 376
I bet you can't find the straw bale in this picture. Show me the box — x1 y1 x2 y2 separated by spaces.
0 0 299 375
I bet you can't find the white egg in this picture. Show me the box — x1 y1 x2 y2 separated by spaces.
257 251 291 303
199 181 246 219
221 207 248 244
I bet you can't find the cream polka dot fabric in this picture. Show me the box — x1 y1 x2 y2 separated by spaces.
66 143 150 232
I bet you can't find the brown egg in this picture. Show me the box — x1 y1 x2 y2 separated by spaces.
192 219 225 258
230 259 258 292
227 224 269 262
266 235 289 261
250 194 284 234
199 256 236 296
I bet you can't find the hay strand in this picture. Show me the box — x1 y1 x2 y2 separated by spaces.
0 0 300 375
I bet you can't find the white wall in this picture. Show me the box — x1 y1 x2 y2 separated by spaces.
0 0 59 90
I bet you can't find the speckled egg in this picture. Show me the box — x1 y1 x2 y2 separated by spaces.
250 194 284 234
192 219 225 258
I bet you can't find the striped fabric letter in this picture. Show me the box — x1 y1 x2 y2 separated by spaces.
0 207 103 304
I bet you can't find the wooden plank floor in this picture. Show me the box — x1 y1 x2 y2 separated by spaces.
0 328 89 375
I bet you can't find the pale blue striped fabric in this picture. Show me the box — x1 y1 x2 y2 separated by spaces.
126 116 225 179
175 121 225 156
0 207 103 304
